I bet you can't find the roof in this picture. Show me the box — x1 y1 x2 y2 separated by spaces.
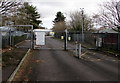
96 28 118 33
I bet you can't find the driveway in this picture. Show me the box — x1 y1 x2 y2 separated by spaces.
20 37 120 81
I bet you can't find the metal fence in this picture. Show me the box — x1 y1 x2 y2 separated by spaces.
54 31 120 51
2 32 28 48
0 25 33 49
1 29 31 49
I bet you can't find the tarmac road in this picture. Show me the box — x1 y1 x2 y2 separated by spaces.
25 37 120 82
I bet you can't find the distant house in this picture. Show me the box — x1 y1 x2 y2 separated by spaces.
95 28 119 50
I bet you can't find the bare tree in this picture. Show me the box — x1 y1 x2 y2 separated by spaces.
0 0 23 26
97 0 120 31
68 11 93 32
0 0 22 16
52 11 67 31
52 22 66 31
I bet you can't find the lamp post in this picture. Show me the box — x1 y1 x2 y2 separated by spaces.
116 1 120 50
80 8 84 42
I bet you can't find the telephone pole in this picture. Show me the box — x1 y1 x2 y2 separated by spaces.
80 8 84 42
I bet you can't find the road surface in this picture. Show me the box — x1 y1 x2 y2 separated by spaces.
22 37 120 81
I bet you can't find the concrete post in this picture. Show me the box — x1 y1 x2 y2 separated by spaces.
76 43 78 57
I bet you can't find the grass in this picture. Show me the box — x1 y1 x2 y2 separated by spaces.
2 48 28 68
99 48 120 56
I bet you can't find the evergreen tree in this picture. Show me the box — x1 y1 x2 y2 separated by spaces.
53 11 66 23
17 2 42 29
53 11 66 31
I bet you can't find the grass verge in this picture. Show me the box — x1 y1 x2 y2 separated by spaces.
2 48 28 82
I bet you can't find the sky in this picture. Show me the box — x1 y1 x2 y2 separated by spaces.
26 0 108 29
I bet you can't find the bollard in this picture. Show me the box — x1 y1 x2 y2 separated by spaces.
75 43 78 57
75 43 82 59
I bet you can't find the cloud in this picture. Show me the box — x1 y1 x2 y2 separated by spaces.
28 0 106 29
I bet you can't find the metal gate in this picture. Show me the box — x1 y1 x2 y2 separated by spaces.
33 29 78 51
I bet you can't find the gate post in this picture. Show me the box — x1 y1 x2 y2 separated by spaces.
31 25 34 49
64 29 67 51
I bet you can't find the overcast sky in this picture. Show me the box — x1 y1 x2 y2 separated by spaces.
27 0 108 29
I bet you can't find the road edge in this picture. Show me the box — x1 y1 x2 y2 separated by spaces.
7 49 31 82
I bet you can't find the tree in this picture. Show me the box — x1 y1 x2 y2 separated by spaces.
96 0 120 32
0 0 22 16
53 11 66 23
17 2 42 29
0 0 22 26
68 11 93 32
52 11 66 31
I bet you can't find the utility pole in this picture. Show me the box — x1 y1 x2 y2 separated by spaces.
116 1 120 50
80 8 84 42
0 14 2 26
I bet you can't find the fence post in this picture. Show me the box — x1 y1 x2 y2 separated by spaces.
78 44 81 59
75 43 78 57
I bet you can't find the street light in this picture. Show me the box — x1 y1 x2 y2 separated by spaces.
80 8 84 42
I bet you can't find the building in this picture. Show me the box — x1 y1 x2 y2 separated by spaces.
95 28 119 50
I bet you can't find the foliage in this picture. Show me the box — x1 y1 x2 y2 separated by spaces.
0 1 42 28
53 11 66 23
52 11 66 31
17 2 42 29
